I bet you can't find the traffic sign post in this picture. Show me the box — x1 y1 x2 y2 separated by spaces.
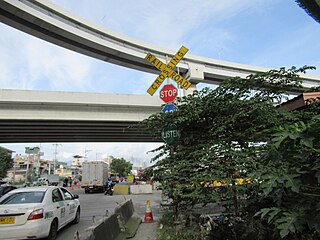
145 46 189 146
161 124 180 144
160 84 178 103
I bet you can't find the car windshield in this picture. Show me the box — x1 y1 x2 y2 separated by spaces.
0 191 45 204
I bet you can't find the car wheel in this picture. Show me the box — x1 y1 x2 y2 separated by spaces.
73 207 80 224
46 219 58 240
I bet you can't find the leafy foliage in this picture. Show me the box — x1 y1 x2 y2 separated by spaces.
0 148 13 178
255 115 320 239
109 157 132 177
144 66 309 204
142 65 319 238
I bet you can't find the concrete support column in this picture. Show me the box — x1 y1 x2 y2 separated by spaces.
183 82 197 95
182 63 205 95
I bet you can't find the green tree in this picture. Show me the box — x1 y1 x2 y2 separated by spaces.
141 66 318 238
0 148 13 178
110 157 133 177
255 112 320 239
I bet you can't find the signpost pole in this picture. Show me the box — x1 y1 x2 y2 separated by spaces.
145 45 189 221
166 55 170 85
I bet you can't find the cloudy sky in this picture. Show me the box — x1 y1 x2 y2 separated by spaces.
1 0 320 166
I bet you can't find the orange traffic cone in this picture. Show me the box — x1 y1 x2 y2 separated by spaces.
77 182 81 189
144 200 153 223
70 182 74 190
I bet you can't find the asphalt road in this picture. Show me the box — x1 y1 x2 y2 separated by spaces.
56 188 162 240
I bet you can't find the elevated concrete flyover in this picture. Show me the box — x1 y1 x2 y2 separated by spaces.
1 0 320 144
1 0 319 88
0 89 163 143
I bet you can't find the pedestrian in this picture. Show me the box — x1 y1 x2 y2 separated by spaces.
63 178 68 187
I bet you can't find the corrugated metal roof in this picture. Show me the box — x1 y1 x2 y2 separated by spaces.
296 0 320 24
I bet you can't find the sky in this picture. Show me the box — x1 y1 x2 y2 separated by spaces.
1 0 320 166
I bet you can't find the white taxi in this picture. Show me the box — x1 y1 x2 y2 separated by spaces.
0 186 80 240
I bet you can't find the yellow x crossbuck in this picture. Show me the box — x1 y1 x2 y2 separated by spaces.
145 46 191 96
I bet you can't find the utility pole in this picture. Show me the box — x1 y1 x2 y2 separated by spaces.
95 152 101 161
53 144 57 174
37 144 41 177
53 144 61 174
25 153 30 185
13 163 16 183
84 148 92 162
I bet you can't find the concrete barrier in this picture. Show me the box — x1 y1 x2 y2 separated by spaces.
84 214 124 240
114 185 130 195
83 199 141 240
115 199 141 238
130 184 152 194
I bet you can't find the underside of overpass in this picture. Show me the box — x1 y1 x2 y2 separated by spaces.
0 89 162 143
0 120 161 143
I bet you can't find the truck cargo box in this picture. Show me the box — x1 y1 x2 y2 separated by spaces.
82 161 108 193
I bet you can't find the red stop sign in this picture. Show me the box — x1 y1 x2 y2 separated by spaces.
160 84 178 103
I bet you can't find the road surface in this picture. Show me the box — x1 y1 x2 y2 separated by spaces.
56 188 162 239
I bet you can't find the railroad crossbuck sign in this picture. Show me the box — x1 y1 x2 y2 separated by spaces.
145 46 191 96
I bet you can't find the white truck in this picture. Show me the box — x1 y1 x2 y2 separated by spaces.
36 174 60 186
81 161 108 193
